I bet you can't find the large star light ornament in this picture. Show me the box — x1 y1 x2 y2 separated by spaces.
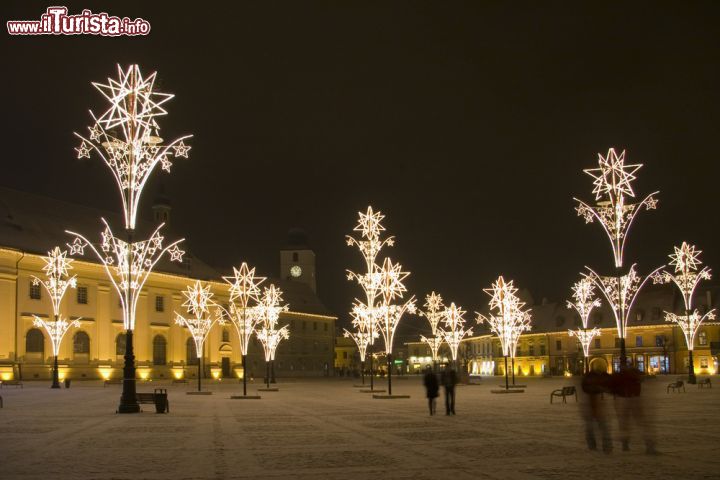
418 292 445 335
74 64 193 230
574 148 659 268
32 247 78 315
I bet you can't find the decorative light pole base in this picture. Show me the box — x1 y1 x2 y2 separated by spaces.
499 384 526 388
257 387 279 392
230 395 261 399
186 391 213 395
359 389 386 393
117 404 141 414
372 394 410 399
490 389 525 394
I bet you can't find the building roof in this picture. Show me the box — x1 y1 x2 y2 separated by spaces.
0 187 335 318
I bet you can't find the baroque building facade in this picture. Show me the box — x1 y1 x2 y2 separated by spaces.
0 188 335 382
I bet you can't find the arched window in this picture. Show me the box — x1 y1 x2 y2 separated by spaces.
222 328 230 343
153 335 167 365
116 333 126 355
73 331 90 354
186 337 198 365
26 328 44 353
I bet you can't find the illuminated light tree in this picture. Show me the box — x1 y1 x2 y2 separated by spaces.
418 292 446 370
652 242 715 383
175 281 223 393
440 302 473 371
344 302 378 385
476 276 532 390
574 148 660 367
374 257 417 395
345 206 395 392
31 247 81 388
217 262 265 396
254 285 290 389
566 277 602 373
68 64 191 413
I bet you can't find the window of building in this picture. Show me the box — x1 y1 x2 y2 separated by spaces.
26 328 44 353
77 286 88 305
540 344 546 355
73 331 90 354
187 337 199 365
313 322 317 330
594 338 601 349
222 328 230 342
651 307 662 320
116 333 126 355
153 335 167 365
343 351 348 359
655 335 665 347
292 252 299 262
528 344 535 356
635 309 644 322
698 331 708 346
635 335 643 347
700 357 709 368
324 323 328 331
614 337 621 348
30 281 41 300
302 321 306 330
555 316 565 327
555 340 562 351
155 295 164 312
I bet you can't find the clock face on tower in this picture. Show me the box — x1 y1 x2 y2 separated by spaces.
290 265 303 278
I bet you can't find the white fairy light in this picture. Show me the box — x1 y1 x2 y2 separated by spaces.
66 219 185 330
31 247 78 316
74 64 192 230
175 281 221 360
420 334 444 362
218 262 265 357
254 285 290 388
418 292 445 336
476 276 532 387
583 264 663 345
374 257 417 356
31 247 81 386
439 302 473 362
652 243 715 379
346 206 415 394
33 317 81 357
574 148 659 268
175 281 223 392
566 278 602 362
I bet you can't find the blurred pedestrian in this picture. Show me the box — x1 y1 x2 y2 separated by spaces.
611 364 658 454
580 362 612 453
440 364 457 415
423 365 439 415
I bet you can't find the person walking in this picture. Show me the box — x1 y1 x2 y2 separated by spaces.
423 365 439 415
611 364 658 454
440 364 457 415
580 363 612 453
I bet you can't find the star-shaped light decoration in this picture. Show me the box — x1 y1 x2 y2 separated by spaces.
584 148 642 200
418 291 445 335
181 281 214 317
66 219 185 330
440 302 473 362
254 284 290 363
33 316 81 356
32 247 78 316
420 334 444 362
566 277 602 360
574 148 659 268
476 276 532 360
74 64 193 230
75 142 91 159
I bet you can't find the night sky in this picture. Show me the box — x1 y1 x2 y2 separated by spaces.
2 1 719 330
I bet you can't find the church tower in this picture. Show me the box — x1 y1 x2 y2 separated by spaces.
152 187 172 226
280 228 316 293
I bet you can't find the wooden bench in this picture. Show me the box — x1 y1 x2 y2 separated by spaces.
550 386 577 404
667 379 685 393
698 378 712 389
104 379 122 387
172 379 188 385
0 380 23 389
137 389 169 413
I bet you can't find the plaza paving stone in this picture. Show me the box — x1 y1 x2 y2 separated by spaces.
0 375 718 479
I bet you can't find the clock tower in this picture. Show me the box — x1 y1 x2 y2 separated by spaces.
280 228 317 293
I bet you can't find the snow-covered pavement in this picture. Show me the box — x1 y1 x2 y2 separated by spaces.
0 375 717 479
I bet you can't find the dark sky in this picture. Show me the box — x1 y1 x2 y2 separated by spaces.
2 1 719 330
